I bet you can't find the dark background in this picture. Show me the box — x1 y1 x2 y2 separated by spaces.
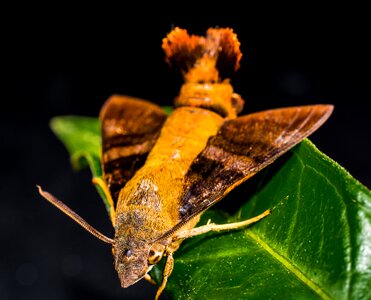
2 9 370 300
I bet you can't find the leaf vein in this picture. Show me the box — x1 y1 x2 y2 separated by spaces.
286 164 304 259
305 164 353 298
246 230 333 300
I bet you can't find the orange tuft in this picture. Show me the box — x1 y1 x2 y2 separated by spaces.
206 28 242 72
162 27 242 82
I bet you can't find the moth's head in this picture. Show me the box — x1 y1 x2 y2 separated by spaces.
113 240 165 288
162 27 242 83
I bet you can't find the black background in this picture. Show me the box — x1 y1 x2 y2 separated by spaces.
2 8 370 300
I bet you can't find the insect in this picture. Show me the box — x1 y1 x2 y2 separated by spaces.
38 27 333 299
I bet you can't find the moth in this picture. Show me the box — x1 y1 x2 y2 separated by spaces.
38 27 333 299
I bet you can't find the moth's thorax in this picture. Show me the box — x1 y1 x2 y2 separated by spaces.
175 82 244 118
116 106 224 220
115 106 223 237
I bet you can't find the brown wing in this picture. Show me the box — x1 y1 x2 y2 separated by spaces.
100 95 167 204
177 105 333 222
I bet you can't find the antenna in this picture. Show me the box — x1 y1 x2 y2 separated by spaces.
37 185 115 245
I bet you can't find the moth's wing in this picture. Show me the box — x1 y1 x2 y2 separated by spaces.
100 95 167 204
178 105 333 220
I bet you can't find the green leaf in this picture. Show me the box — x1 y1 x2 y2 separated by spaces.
161 106 174 115
152 140 371 300
50 116 110 212
50 116 371 300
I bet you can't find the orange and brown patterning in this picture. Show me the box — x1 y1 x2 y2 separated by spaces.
38 27 333 300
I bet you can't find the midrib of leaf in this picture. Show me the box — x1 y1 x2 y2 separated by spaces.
306 163 353 299
246 230 332 300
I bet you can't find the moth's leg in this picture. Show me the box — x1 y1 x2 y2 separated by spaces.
177 209 271 239
144 274 156 285
92 177 116 226
155 252 174 300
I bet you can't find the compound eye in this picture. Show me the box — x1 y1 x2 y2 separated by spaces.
124 249 133 258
